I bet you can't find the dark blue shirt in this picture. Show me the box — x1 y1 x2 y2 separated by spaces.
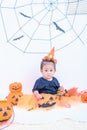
32 77 60 94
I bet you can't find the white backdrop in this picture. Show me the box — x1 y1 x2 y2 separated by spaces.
0 0 87 99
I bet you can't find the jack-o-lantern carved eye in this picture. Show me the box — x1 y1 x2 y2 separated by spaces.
19 95 22 97
12 95 15 98
49 97 53 100
7 106 11 110
11 95 22 99
0 108 3 111
41 97 44 99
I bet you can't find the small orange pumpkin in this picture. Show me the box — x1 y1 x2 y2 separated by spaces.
81 91 87 103
0 100 13 122
7 82 23 105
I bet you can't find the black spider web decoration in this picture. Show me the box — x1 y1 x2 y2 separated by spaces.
0 0 87 54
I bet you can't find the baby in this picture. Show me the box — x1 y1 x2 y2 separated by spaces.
32 47 64 100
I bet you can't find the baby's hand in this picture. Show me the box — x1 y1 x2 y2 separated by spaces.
33 91 43 100
36 93 43 100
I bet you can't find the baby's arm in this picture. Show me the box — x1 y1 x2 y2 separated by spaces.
33 90 42 100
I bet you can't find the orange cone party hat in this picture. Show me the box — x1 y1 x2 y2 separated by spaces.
42 47 57 63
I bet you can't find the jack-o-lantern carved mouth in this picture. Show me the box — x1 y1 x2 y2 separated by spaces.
38 102 56 108
12 86 19 90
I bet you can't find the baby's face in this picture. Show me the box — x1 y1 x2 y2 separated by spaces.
41 63 55 81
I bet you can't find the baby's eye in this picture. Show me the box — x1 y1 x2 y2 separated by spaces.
50 70 53 72
45 70 48 72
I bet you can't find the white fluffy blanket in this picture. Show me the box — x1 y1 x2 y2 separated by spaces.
13 103 87 124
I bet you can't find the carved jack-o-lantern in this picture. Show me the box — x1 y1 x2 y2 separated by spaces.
81 92 87 103
0 100 13 122
7 82 23 105
38 94 57 109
